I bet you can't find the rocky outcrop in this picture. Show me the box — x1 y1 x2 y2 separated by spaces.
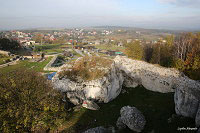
116 106 146 132
114 56 181 93
52 62 124 105
53 56 200 126
115 56 200 126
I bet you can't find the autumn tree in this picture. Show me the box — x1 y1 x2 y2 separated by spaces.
125 41 144 60
0 69 66 132
33 34 44 44
150 43 161 64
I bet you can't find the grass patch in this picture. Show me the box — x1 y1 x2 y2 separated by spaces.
0 57 53 73
58 56 113 81
0 54 11 65
60 86 195 133
87 44 125 52
34 44 64 54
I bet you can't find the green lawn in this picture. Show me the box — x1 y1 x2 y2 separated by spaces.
34 44 74 54
34 44 63 53
59 86 195 133
0 57 53 73
87 44 125 52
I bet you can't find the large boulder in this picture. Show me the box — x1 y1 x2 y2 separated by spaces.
174 77 200 126
52 62 124 105
117 106 146 132
83 126 108 133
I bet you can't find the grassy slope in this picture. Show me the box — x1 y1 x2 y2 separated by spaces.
0 57 11 65
60 86 195 133
0 57 53 73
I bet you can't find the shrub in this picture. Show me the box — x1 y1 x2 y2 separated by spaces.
59 56 113 81
0 69 66 132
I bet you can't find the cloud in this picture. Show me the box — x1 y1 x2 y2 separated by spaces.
158 0 200 8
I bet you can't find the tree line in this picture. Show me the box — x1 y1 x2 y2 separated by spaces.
125 32 200 80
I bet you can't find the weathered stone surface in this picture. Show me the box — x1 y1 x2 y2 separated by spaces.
83 126 108 133
119 106 146 132
196 105 200 127
174 77 200 126
53 55 200 126
115 56 200 126
53 62 124 105
116 117 126 129
82 100 100 110
114 56 180 93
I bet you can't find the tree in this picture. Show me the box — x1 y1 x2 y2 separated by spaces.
150 43 161 64
33 34 44 44
125 41 144 60
0 38 22 51
0 69 66 132
165 35 174 47
144 44 153 62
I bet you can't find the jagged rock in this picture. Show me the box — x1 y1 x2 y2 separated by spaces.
118 106 146 132
82 100 100 110
83 126 108 133
114 56 200 126
114 56 180 93
116 117 126 129
53 55 200 126
53 62 124 105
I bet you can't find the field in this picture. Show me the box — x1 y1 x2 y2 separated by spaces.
59 86 195 133
88 44 125 52
0 57 53 73
34 43 72 54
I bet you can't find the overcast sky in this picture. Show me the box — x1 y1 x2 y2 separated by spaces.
0 0 200 30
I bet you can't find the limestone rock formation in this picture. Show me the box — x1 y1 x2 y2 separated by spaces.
52 62 124 105
117 106 146 132
115 56 200 126
53 55 200 126
114 56 180 93
174 77 200 126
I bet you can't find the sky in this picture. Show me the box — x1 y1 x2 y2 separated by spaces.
0 0 200 30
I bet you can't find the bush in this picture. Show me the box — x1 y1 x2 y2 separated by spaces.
0 69 66 132
172 58 185 71
59 56 113 81
0 38 21 51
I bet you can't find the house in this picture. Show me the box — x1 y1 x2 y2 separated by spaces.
117 42 124 47
31 53 44 59
95 40 101 45
127 39 132 43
